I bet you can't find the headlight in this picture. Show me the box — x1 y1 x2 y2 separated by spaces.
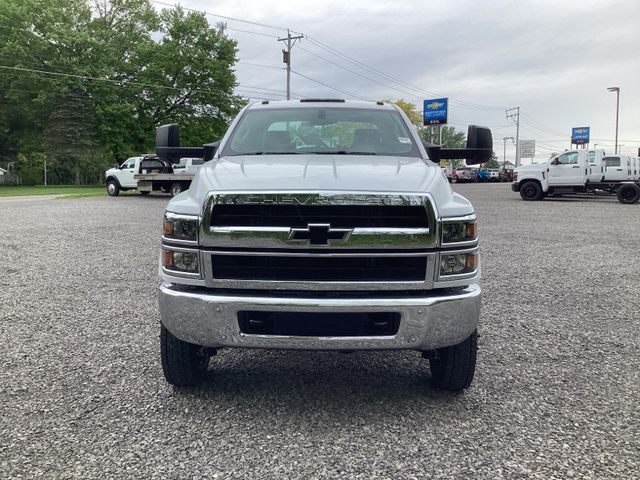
162 249 199 273
442 220 476 244
163 213 198 242
439 252 478 276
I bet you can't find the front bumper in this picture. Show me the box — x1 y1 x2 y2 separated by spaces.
158 283 481 351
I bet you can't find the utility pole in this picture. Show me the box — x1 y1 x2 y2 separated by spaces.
277 29 303 100
505 107 520 166
43 157 47 186
502 136 514 170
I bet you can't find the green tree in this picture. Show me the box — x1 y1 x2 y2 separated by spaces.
0 0 244 184
390 98 422 126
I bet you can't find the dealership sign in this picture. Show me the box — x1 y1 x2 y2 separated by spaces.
571 127 590 144
423 98 448 125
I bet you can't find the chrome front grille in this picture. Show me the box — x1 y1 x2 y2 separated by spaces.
199 192 438 290
201 192 437 250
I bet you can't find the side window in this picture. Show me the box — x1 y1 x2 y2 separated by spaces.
556 152 578 164
603 157 620 167
588 151 595 163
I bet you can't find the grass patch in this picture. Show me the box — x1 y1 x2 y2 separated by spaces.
0 185 106 198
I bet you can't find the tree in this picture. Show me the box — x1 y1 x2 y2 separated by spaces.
0 0 244 183
389 99 422 126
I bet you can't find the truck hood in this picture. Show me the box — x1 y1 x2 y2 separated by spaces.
202 155 436 193
515 163 547 173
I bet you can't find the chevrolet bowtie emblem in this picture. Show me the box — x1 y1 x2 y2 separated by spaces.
288 223 353 246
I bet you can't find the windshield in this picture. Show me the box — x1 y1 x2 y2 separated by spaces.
221 107 421 157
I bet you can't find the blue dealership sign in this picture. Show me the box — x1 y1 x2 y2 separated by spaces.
423 98 448 125
571 127 590 144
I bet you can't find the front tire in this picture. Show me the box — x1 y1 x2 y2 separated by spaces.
170 182 184 197
160 325 210 387
106 179 120 196
428 330 477 391
520 181 543 201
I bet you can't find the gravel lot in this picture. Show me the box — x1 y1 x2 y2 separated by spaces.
1 184 638 479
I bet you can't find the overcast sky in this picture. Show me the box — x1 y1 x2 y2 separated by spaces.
168 0 639 160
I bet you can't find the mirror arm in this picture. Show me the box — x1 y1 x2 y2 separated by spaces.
156 146 204 163
203 141 220 161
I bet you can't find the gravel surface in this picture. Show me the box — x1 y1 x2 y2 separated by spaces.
1 184 638 479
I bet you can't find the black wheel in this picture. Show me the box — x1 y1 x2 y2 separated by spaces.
106 179 120 196
160 325 210 387
140 191 150 196
160 186 170 193
617 183 640 204
428 330 477 391
519 181 543 201
170 182 183 197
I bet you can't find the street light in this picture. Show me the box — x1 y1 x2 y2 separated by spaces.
607 86 620 154
502 136 514 170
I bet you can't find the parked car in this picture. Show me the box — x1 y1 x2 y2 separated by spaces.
476 168 492 182
454 167 477 183
442 165 457 183
499 169 514 182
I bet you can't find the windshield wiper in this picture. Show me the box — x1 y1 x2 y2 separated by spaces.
228 151 302 156
311 150 377 155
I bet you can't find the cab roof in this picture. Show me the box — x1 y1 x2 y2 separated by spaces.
246 99 397 111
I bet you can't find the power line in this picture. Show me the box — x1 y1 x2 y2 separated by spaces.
296 45 424 101
149 0 288 32
303 36 507 111
237 61 282 70
289 70 370 101
0 64 294 96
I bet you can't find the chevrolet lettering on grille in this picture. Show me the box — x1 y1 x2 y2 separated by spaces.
288 223 353 246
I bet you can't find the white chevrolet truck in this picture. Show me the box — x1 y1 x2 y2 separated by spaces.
157 100 493 391
512 149 640 204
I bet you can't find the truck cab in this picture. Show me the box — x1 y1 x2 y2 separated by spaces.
105 156 146 195
154 99 494 391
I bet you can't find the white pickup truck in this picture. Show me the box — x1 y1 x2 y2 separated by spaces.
105 155 198 197
154 99 494 391
512 148 640 204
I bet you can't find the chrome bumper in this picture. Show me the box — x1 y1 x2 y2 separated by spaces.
159 283 481 351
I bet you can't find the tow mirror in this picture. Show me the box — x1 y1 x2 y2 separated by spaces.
422 125 493 165
155 123 205 163
464 126 493 165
